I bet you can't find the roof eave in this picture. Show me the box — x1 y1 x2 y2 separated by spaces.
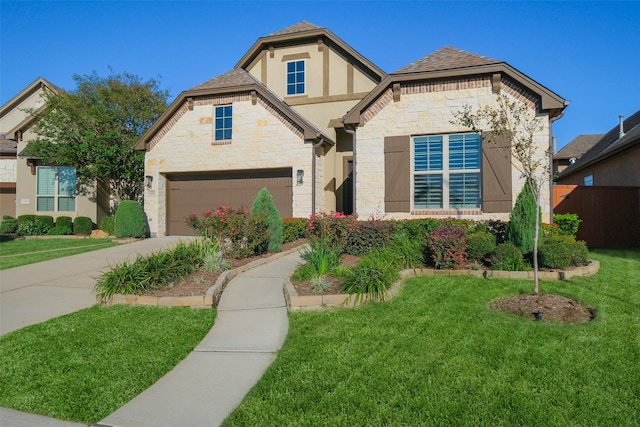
557 136 640 179
0 77 62 118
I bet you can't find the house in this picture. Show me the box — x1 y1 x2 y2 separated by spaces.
0 77 107 224
555 111 640 186
136 22 568 237
0 136 17 218
553 134 603 178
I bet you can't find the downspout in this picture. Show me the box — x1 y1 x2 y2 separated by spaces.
311 136 325 217
549 110 565 224
342 123 357 216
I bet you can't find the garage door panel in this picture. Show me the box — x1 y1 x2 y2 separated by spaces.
166 169 292 236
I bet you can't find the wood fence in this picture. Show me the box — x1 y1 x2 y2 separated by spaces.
553 185 640 248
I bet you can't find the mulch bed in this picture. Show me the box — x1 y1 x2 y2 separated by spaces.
290 254 361 296
489 294 595 324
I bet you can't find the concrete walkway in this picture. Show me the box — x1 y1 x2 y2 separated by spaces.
0 238 302 427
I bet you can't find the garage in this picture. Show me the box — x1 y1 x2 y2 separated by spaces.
165 168 293 236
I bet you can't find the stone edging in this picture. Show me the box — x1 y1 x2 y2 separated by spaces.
285 260 600 311
97 245 305 309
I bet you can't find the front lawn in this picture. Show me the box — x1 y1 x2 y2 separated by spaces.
223 249 640 426
0 305 215 423
0 238 118 270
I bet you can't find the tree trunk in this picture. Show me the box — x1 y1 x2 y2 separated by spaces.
533 186 541 295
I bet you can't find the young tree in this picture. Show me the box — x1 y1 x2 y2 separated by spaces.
25 71 169 202
251 188 283 253
452 92 547 294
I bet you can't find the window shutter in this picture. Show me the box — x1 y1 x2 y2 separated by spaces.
481 132 512 213
384 135 411 212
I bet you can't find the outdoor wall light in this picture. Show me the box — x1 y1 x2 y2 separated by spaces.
296 169 304 185
145 175 153 189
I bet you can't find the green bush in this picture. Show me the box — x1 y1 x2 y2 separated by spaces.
17 215 37 224
56 216 73 230
538 235 589 269
114 201 146 238
0 217 18 234
35 215 54 231
99 216 115 236
344 219 395 256
491 242 529 271
73 216 94 235
17 216 49 236
94 240 205 299
466 231 497 262
47 225 72 235
554 213 582 236
251 188 283 253
507 180 541 255
340 249 400 303
293 238 341 282
282 217 308 243
427 226 467 269
201 240 230 273
387 231 424 269
307 212 356 253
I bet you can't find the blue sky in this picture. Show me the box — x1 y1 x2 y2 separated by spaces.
1 1 638 149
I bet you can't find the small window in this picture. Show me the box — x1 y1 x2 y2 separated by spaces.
286 60 305 95
37 166 76 212
215 105 232 140
584 174 593 186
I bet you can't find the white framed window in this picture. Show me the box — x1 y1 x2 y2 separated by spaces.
37 166 76 212
286 60 305 95
584 174 593 186
412 133 481 209
215 105 232 141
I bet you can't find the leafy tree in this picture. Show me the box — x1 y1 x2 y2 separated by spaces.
452 92 547 294
508 178 541 256
25 71 169 202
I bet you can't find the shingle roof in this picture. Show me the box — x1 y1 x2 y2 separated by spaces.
0 138 17 155
393 46 502 74
268 21 323 36
190 68 257 91
554 134 604 160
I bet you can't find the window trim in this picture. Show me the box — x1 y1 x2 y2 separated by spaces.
286 59 306 96
36 166 77 212
411 133 481 211
214 104 232 141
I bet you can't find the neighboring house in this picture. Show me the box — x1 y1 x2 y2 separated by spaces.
553 134 603 178
136 21 568 237
555 111 640 186
0 77 107 224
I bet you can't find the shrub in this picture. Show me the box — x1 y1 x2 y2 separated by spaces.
387 231 424 269
201 240 230 273
56 216 73 230
94 240 204 299
35 215 54 231
538 235 588 269
485 220 509 244
507 180 541 255
251 188 283 253
0 217 18 234
114 200 146 238
491 242 529 271
466 231 497 262
99 216 115 236
283 217 308 243
307 211 356 253
17 217 49 236
293 238 341 281
17 214 37 225
47 225 72 235
340 249 400 303
73 216 94 235
554 213 582 236
344 219 395 256
427 226 467 269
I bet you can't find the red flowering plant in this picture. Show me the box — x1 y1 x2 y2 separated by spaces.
306 211 357 253
185 205 268 258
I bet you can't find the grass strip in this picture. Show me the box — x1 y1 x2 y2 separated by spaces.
0 238 118 270
223 249 640 426
0 305 215 423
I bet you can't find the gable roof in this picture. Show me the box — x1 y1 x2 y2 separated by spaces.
0 77 62 137
235 21 386 83
557 110 640 178
134 68 333 151
554 134 604 160
343 46 568 125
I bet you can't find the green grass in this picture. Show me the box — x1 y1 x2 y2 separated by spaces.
223 249 640 426
0 238 118 270
0 305 215 423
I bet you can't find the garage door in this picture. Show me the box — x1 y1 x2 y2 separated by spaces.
165 168 292 236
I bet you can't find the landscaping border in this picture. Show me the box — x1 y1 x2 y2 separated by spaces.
97 244 306 309
285 260 600 311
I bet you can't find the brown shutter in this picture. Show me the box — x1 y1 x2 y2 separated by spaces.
482 132 512 213
384 135 411 212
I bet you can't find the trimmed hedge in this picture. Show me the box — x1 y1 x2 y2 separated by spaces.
427 226 467 269
114 201 146 239
47 225 72 235
538 235 588 269
56 216 73 230
0 217 18 234
491 242 529 271
99 216 115 236
283 217 308 243
74 216 94 235
466 231 497 262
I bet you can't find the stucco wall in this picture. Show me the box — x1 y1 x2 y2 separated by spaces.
355 79 552 222
144 95 323 236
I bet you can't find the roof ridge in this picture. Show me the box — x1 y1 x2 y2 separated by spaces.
393 45 502 74
267 21 323 37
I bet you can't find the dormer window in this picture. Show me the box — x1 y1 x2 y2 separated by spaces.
286 60 305 95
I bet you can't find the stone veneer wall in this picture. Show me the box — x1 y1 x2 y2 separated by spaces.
356 77 551 222
144 96 321 236
0 158 16 182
